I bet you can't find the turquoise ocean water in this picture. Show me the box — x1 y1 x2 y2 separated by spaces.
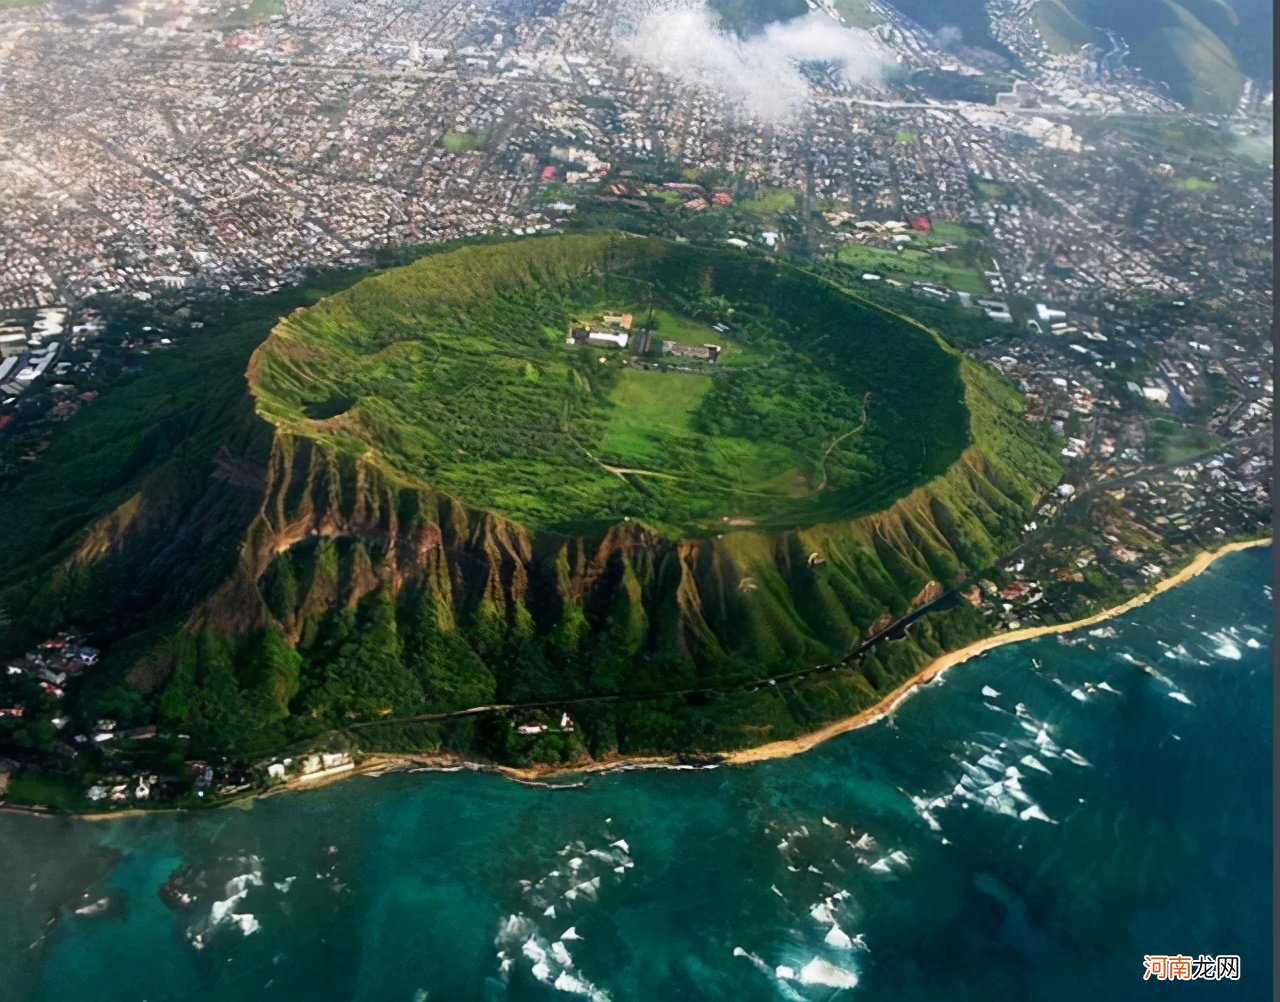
0 546 1271 1001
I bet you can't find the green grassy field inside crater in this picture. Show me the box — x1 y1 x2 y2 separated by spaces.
251 233 972 537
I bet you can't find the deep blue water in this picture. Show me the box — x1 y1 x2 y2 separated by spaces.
0 546 1271 1001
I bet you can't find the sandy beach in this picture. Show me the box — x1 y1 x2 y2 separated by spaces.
345 536 1273 779
2 535 1268 819
723 535 1272 765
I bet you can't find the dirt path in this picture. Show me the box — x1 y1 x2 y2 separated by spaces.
601 464 679 480
568 434 679 483
815 392 870 492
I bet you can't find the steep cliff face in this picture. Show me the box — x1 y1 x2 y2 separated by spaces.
177 360 1051 705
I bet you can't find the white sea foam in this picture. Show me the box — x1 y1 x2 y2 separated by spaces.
1061 749 1092 767
230 913 260 936
1168 691 1194 705
550 959 607 995
1096 681 1120 694
1018 804 1056 824
824 922 854 949
1070 688 1088 702
224 869 263 899
551 941 574 967
961 761 997 784
733 947 763 967
206 862 265 937
523 936 548 966
562 926 582 941
1033 728 1061 755
910 794 945 831
798 956 858 988
981 685 1001 698
610 839 630 854
1020 754 1052 774
209 895 243 924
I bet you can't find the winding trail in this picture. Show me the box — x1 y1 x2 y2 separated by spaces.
815 392 871 493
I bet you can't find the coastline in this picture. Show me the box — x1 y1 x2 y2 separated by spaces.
722 535 1272 765
3 535 1269 820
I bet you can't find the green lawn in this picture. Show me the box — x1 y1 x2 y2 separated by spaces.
4 770 81 810
972 178 1015 201
752 187 796 214
645 308 715 346
1172 176 1218 192
895 129 918 145
534 182 573 203
442 129 485 153
600 369 829 531
917 221 986 246
1147 420 1222 463
836 242 990 295
602 369 710 465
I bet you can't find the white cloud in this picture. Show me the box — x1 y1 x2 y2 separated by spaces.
618 2 888 125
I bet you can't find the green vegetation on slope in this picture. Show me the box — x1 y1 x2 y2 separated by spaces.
1059 0 1248 111
1033 0 1096 52
0 239 1059 773
832 0 881 29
